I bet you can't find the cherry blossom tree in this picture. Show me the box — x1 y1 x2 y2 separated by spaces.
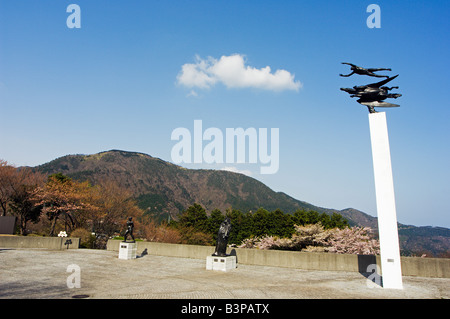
33 173 94 236
238 223 380 255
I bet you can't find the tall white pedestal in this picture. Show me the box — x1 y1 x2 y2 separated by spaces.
369 112 403 289
118 242 137 260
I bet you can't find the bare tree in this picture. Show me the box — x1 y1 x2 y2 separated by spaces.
0 160 19 216
9 168 46 235
33 173 94 236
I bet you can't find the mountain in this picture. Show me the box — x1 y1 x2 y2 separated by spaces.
32 150 450 257
33 150 325 219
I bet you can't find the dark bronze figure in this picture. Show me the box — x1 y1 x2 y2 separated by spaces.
340 65 402 113
212 217 232 257
123 217 135 242
340 62 391 78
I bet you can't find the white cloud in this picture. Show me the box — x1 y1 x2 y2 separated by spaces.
186 90 198 98
177 54 302 92
177 56 217 89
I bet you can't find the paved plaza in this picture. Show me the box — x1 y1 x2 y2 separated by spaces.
0 248 448 299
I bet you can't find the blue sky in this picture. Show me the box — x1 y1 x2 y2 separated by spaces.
1 1 449 228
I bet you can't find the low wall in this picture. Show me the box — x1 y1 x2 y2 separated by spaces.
0 235 80 250
107 240 450 278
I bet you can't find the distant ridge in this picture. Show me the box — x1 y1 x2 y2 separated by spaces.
34 150 326 218
32 150 450 257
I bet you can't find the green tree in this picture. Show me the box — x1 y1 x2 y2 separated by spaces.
292 209 309 226
251 208 270 237
180 227 213 246
178 203 209 233
168 203 214 246
292 209 348 229
329 212 349 229
307 211 320 224
208 208 224 241
267 209 295 237
226 208 251 245
318 212 331 227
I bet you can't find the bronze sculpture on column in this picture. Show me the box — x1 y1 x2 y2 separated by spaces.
340 63 402 113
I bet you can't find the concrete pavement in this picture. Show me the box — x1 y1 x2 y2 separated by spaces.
0 248 448 299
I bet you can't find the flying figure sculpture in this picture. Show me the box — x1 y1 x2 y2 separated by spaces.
340 64 402 113
340 62 392 78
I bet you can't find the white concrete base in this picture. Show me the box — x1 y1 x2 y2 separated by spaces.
118 242 137 260
206 255 237 271
369 112 403 289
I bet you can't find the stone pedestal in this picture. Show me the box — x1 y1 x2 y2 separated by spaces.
118 242 137 260
206 255 236 271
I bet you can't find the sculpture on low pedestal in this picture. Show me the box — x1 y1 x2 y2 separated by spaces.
212 217 232 257
123 217 135 243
